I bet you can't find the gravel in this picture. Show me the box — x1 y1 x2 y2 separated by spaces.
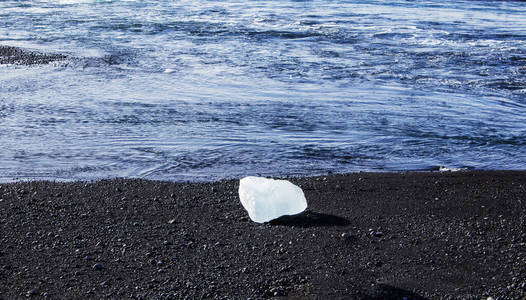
0 171 525 299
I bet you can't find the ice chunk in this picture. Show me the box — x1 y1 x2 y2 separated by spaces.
238 176 307 223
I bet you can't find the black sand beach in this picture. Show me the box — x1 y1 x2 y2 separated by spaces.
1 171 525 299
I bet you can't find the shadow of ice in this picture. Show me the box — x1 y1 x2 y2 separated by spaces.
268 210 350 227
364 284 429 300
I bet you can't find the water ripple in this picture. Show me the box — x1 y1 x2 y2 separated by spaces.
0 0 525 181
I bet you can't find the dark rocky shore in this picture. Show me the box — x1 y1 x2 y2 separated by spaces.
1 171 525 299
0 46 66 65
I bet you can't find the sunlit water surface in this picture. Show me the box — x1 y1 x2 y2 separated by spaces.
1 0 525 181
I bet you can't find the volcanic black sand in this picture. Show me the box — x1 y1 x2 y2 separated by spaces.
1 171 525 299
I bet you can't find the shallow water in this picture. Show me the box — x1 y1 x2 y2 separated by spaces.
1 0 525 181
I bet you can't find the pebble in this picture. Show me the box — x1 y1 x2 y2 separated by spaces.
26 289 39 297
341 232 352 238
369 231 384 237
92 263 103 270
269 286 285 296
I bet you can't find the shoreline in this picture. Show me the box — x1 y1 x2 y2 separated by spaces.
1 170 524 299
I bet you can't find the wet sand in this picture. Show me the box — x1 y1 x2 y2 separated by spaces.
0 171 524 299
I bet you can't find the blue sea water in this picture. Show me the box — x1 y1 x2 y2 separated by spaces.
0 0 525 182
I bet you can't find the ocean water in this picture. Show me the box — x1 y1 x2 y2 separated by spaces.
0 0 525 182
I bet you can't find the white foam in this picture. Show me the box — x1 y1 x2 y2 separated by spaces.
439 166 462 172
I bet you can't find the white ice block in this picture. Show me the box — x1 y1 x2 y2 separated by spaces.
238 176 308 223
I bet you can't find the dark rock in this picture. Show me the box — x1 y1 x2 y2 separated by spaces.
26 289 39 297
341 232 352 238
369 231 384 237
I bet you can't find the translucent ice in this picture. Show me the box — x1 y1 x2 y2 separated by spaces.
238 176 308 223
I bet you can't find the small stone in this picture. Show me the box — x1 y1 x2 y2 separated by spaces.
26 289 39 297
269 286 285 296
370 231 384 237
167 219 176 224
157 261 164 267
92 263 103 270
163 240 171 245
341 232 352 238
